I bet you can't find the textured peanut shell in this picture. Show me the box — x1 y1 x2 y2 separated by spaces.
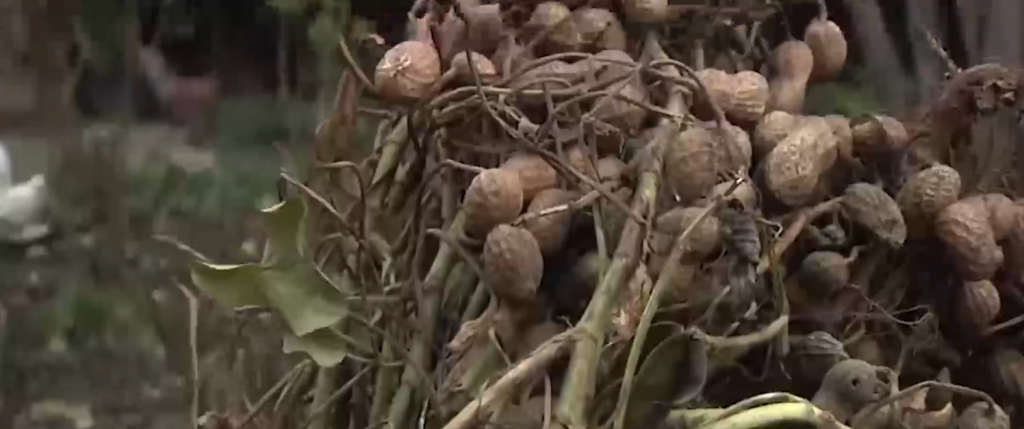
500 153 558 202
623 0 668 23
841 182 907 247
770 40 815 81
824 115 854 162
450 51 498 85
523 188 575 256
482 224 544 303
665 126 718 203
804 19 847 80
573 7 626 52
565 144 598 179
525 2 580 54
710 120 753 174
798 251 850 297
956 279 1000 336
728 71 770 125
591 82 649 132
768 78 807 114
694 69 734 121
896 164 961 221
464 169 525 236
936 200 1003 281
764 116 838 207
850 115 909 156
980 193 1017 240
374 41 442 100
652 207 722 262
957 401 1009 429
753 111 805 157
596 156 627 183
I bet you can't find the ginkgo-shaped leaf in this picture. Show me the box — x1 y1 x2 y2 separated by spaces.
190 198 351 360
284 328 351 367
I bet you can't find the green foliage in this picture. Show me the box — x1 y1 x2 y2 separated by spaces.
190 198 354 366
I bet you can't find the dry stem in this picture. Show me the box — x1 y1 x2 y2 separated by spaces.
441 329 578 429
613 177 744 429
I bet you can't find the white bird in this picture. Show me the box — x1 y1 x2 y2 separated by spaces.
0 141 52 244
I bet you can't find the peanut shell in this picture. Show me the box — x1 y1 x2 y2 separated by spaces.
710 120 753 174
768 78 807 114
374 41 442 100
753 111 805 157
770 40 814 80
623 0 668 23
764 116 838 206
523 188 575 256
694 69 734 121
596 156 627 183
728 71 770 125
798 251 851 298
464 169 525 236
591 82 649 133
841 182 907 247
936 199 1004 281
956 279 1000 336
957 402 1009 429
664 126 718 203
804 18 847 80
482 224 544 303
652 206 722 262
896 164 961 224
525 2 580 54
850 115 908 157
824 115 854 162
980 193 1017 240
500 153 558 202
450 51 498 85
573 7 626 52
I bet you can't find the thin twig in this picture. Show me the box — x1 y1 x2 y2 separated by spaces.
756 197 843 274
337 35 376 93
301 365 374 429
851 381 997 428
441 329 578 429
426 228 484 280
238 361 311 428
175 282 200 429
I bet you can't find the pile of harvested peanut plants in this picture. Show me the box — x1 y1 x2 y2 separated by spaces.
190 1 1024 429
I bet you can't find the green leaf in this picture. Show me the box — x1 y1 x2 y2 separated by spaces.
261 198 308 265
189 196 352 364
190 263 269 308
261 264 349 335
284 328 349 367
191 261 348 336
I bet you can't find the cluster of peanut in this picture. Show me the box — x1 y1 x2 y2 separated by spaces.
364 0 1024 427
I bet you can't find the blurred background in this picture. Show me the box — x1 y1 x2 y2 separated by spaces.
0 0 1021 427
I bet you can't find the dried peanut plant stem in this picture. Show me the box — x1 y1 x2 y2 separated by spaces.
557 30 686 428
